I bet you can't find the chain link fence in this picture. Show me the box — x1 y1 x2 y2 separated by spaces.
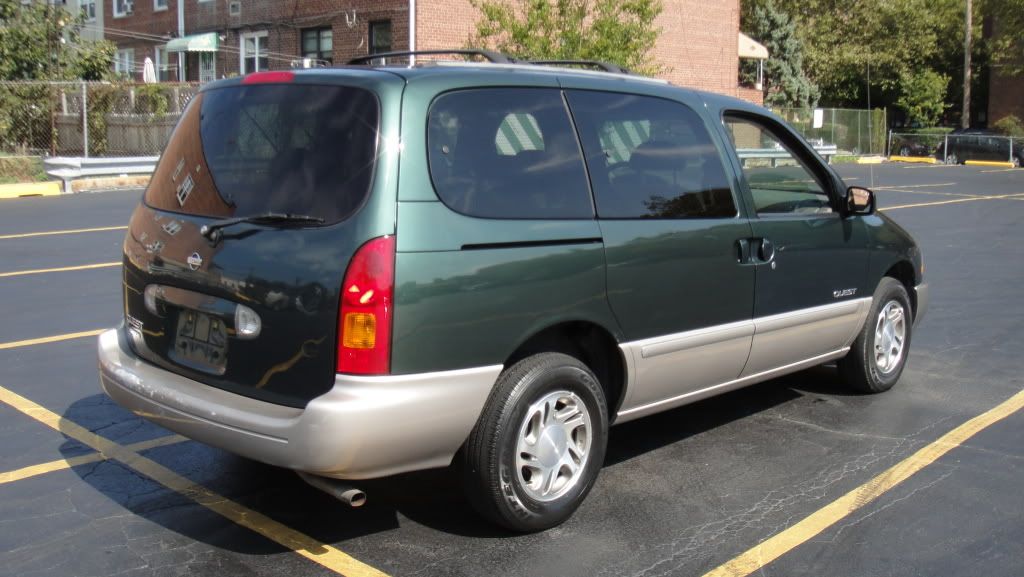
774 108 887 156
890 131 1022 166
0 81 198 158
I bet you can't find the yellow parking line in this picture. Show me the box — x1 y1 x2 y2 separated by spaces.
878 189 976 198
0 385 391 577
881 193 1024 211
0 329 106 351
980 168 1022 173
703 388 1024 577
0 225 128 240
0 435 188 485
0 262 120 278
874 182 957 189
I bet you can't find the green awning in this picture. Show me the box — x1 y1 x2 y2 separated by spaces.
166 32 219 53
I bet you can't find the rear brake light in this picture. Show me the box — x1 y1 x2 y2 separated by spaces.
242 71 295 84
337 236 395 375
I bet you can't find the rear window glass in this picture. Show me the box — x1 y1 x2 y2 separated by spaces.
566 91 736 219
427 88 593 219
145 84 379 223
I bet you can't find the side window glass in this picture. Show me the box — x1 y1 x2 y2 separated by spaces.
723 115 832 215
566 91 736 219
427 89 593 219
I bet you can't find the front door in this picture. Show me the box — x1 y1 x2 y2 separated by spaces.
564 89 755 416
722 113 871 377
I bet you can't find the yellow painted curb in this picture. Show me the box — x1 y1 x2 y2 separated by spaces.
856 156 886 164
965 160 1016 168
889 156 938 164
0 181 61 199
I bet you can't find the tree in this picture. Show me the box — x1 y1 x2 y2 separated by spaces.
469 0 664 75
984 0 1024 75
740 0 819 109
897 69 949 126
0 0 115 81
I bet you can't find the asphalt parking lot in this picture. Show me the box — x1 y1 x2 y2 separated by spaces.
1 163 1022 577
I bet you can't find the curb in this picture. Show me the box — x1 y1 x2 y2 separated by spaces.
0 181 62 199
856 156 887 164
964 160 1017 168
71 175 151 193
889 156 937 164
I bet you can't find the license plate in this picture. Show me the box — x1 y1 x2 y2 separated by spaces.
173 309 228 373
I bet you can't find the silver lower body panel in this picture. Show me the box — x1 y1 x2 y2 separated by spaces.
98 327 501 480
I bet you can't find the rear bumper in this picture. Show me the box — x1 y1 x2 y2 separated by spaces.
97 327 500 479
914 282 929 328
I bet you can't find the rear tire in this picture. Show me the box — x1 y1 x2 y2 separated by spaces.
839 277 913 393
461 352 608 532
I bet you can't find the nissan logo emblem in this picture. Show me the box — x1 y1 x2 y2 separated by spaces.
187 252 203 271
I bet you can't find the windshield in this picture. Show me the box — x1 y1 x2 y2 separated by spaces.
145 83 380 224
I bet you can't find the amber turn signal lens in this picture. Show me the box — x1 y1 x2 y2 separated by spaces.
342 312 376 349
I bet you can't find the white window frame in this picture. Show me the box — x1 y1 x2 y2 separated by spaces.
153 0 168 11
240 31 269 74
80 0 97 21
115 48 135 78
154 45 169 82
112 0 132 18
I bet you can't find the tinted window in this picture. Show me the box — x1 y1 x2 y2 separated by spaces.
723 115 832 215
566 91 736 219
427 89 593 219
145 84 379 224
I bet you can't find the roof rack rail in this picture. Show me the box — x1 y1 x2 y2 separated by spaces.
348 49 514 65
528 60 630 74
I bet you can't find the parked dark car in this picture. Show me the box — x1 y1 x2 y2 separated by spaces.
97 50 928 531
935 128 1024 166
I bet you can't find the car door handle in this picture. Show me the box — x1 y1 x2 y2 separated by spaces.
758 238 775 263
736 238 751 263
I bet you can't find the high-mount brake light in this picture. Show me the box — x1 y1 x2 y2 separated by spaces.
336 236 395 375
242 71 295 84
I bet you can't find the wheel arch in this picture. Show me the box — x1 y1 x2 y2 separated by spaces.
883 260 917 317
504 320 627 422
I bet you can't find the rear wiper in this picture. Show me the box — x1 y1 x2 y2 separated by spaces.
200 212 325 243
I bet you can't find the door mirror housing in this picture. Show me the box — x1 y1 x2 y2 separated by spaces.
846 186 874 215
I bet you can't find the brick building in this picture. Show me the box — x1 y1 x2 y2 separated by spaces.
103 0 761 104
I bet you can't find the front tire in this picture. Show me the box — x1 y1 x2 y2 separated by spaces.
461 352 608 532
839 277 913 393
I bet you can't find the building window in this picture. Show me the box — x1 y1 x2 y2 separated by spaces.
115 48 135 79
113 0 132 17
154 0 167 11
301 27 333 65
369 20 391 55
240 31 268 74
81 0 96 21
199 53 216 84
154 46 172 82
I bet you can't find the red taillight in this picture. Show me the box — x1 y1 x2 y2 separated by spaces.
242 71 295 84
336 236 395 375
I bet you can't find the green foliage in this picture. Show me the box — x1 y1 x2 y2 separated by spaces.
984 0 1024 75
0 155 46 184
992 115 1024 137
0 0 115 81
469 0 664 75
740 0 819 108
897 69 949 126
136 84 171 116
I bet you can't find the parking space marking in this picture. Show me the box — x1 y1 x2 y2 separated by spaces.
0 225 128 241
0 385 392 577
702 388 1024 577
0 435 188 485
0 262 120 278
874 182 958 189
980 168 1022 173
881 193 1024 211
877 188 977 198
0 329 106 350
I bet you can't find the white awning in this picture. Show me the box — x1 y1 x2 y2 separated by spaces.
739 32 769 60
167 32 219 53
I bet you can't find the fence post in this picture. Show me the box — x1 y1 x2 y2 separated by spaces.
943 134 949 164
82 82 89 158
887 129 893 158
1010 137 1014 164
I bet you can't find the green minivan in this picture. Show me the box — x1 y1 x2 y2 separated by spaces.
98 52 928 531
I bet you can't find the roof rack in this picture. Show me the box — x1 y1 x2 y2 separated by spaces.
348 49 514 65
529 60 630 74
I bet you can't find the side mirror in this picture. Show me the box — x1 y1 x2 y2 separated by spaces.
846 186 874 215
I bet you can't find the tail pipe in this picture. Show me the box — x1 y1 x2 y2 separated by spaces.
297 471 367 507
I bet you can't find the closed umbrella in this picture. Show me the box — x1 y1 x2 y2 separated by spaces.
142 57 157 83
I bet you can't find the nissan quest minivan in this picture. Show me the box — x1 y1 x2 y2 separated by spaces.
98 51 928 531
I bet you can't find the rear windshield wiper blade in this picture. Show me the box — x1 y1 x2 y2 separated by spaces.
200 212 325 242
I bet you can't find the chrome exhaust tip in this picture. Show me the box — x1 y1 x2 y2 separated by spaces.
297 471 367 507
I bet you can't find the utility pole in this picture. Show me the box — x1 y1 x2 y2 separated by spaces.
962 0 972 129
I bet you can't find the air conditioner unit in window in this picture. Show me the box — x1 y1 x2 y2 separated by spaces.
124 1 134 15
229 1 241 16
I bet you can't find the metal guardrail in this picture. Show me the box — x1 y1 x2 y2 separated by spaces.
737 144 839 166
44 156 158 193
